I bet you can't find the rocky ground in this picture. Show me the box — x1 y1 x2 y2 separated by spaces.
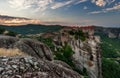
0 56 82 78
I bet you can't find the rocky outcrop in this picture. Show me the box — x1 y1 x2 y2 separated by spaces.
0 56 82 78
49 29 102 78
0 35 53 61
0 35 82 78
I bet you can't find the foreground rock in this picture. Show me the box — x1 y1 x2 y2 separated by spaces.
0 35 53 61
0 56 82 78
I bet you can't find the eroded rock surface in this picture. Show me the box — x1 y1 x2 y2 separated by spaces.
69 37 102 78
0 56 82 78
0 35 53 61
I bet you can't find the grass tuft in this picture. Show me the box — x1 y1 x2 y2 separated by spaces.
0 48 27 56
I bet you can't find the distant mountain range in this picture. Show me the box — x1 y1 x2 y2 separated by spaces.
0 15 41 26
95 26 120 39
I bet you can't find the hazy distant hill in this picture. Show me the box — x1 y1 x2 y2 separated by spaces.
95 26 120 39
0 24 63 35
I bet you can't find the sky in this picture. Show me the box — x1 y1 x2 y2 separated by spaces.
0 0 120 27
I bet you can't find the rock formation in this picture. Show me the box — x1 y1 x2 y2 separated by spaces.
0 35 82 78
0 35 53 61
44 27 103 78
69 37 102 78
0 56 81 78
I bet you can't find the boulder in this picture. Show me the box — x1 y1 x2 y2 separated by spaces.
0 35 53 61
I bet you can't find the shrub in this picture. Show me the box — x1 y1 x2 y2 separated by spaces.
55 43 75 67
68 30 86 41
6 31 17 36
0 28 5 34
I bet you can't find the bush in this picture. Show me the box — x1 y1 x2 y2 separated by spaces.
55 43 75 67
37 37 55 51
68 30 86 41
0 28 5 34
6 31 17 36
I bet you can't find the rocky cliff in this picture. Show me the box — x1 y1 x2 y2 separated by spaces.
0 35 82 78
69 36 102 78
42 28 103 78
66 35 102 78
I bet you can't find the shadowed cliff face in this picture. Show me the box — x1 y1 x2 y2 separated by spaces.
0 35 82 78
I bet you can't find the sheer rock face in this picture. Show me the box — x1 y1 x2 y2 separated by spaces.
0 56 82 78
0 35 53 61
42 29 102 78
69 36 102 78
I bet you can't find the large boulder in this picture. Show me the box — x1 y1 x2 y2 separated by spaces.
0 35 53 61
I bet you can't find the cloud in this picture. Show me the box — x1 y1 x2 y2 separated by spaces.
8 0 54 11
51 0 73 9
75 0 88 5
89 11 103 14
91 0 115 7
8 0 88 12
89 2 120 14
83 6 88 9
51 0 88 9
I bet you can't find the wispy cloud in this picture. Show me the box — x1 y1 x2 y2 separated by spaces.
51 0 74 9
75 0 88 5
89 2 120 14
8 0 54 11
8 0 119 15
8 0 88 12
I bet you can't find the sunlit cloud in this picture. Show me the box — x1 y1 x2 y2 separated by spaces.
89 2 120 14
0 15 42 26
91 0 115 7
